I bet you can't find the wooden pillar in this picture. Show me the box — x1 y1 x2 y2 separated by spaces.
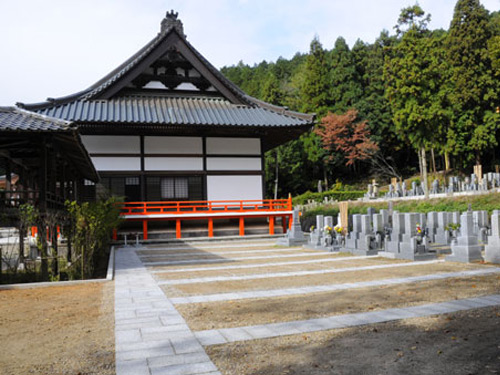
288 214 293 230
208 218 214 237
5 156 11 203
239 217 245 236
112 228 118 241
176 219 181 239
269 216 275 235
281 216 287 233
142 220 148 240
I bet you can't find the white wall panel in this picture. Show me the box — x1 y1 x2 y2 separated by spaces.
207 176 263 201
206 137 260 155
206 157 261 171
91 157 141 171
82 136 140 153
144 136 202 154
144 157 203 171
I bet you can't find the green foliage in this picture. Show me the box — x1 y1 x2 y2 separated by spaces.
221 0 500 196
65 197 122 279
293 190 365 206
301 191 500 219
301 36 331 116
446 0 499 164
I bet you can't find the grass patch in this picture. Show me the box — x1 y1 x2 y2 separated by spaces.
301 191 500 223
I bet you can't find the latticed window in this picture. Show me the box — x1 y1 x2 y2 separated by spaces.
161 177 188 199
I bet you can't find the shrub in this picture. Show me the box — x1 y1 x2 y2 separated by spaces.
65 197 122 279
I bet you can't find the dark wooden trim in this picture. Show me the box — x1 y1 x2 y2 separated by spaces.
206 171 264 176
90 153 141 157
140 135 145 200
260 137 266 199
90 153 261 158
202 136 208 200
143 153 203 158
204 154 261 158
96 170 262 177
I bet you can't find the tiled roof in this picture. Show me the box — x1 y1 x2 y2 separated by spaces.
0 107 72 132
35 97 310 127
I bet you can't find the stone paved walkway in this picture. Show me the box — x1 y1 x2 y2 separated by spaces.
193 294 500 345
142 251 334 266
170 267 500 304
149 255 376 274
156 259 444 285
138 247 305 258
115 247 220 375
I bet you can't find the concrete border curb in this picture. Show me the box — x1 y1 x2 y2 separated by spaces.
0 246 115 290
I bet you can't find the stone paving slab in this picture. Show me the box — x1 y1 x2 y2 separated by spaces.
139 242 280 251
149 255 376 274
169 268 500 304
157 259 445 285
138 247 305 258
193 294 500 345
143 251 334 266
115 247 220 375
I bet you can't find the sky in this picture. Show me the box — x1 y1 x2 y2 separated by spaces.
0 0 498 105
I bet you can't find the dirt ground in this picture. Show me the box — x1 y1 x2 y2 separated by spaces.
154 257 403 280
207 306 500 375
161 261 487 297
0 282 115 375
178 274 500 330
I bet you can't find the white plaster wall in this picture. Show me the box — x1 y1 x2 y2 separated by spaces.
82 136 140 153
144 157 203 171
206 157 261 171
144 136 203 154
91 157 141 171
207 175 263 201
206 137 261 155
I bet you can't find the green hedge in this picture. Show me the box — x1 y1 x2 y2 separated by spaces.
300 191 500 217
293 190 365 206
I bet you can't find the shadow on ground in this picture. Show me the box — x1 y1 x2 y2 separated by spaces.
208 306 500 375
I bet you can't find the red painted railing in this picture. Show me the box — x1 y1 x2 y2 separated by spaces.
114 197 293 240
118 198 292 217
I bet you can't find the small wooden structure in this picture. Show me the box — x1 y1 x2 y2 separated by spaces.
0 107 98 210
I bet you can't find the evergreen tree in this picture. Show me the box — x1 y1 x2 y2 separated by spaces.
446 0 498 165
384 5 450 196
328 37 363 114
300 36 330 116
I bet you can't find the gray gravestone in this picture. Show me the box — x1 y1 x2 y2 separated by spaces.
485 213 500 263
446 212 483 263
276 209 306 246
435 212 450 245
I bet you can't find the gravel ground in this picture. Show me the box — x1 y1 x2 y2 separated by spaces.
0 282 115 375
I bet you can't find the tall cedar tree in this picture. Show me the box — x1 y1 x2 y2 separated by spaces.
315 109 379 167
384 5 450 197
329 37 363 114
301 37 330 116
446 0 498 165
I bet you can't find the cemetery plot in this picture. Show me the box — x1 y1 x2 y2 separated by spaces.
206 306 500 375
153 257 401 280
176 274 499 330
160 261 489 297
127 236 499 375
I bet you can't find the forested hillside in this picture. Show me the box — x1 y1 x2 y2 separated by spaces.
220 0 500 198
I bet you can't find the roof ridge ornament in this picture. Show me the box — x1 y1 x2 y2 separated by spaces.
161 10 185 37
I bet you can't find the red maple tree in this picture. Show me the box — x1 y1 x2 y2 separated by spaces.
315 109 379 166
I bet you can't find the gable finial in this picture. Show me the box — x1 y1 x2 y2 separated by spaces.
161 9 185 36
